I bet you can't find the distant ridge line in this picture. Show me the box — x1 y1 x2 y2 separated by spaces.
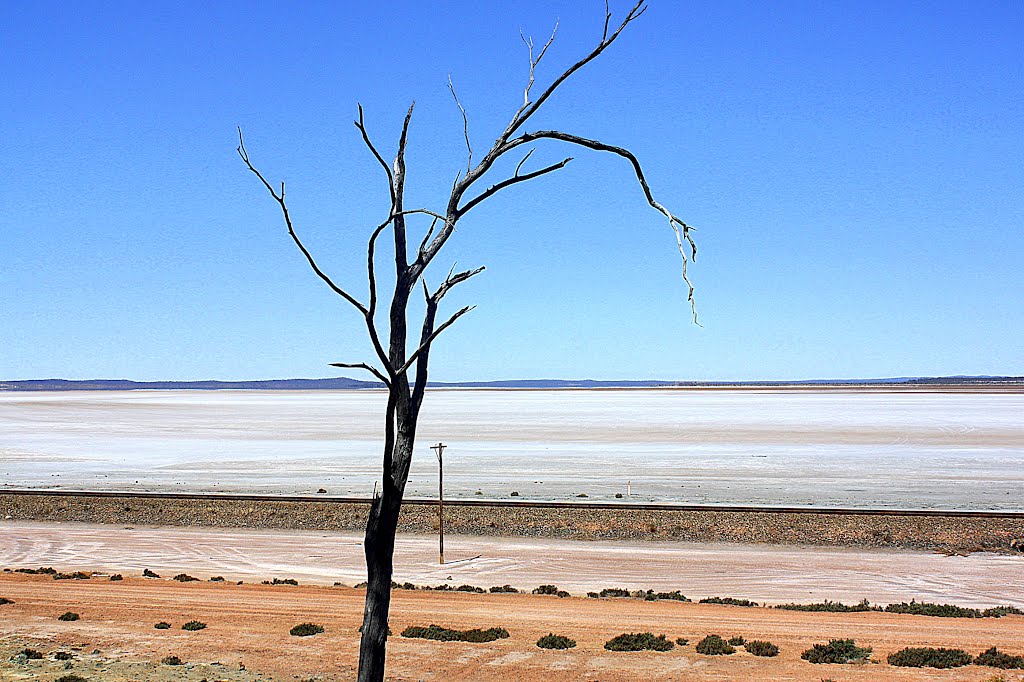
1 376 1021 391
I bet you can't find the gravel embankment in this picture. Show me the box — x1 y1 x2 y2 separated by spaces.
2 493 1022 554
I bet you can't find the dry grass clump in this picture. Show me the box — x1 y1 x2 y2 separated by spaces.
181 620 207 631
745 640 780 657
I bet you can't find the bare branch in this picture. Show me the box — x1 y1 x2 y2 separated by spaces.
458 157 572 217
354 105 396 203
433 265 486 302
514 148 536 177
602 0 611 41
396 305 475 376
514 128 698 321
506 1 645 137
417 216 440 259
512 22 559 123
236 128 369 316
447 75 472 174
329 361 391 387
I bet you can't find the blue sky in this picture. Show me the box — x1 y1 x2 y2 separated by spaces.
2 1 1022 382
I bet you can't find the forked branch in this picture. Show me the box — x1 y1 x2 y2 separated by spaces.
329 361 391 387
237 128 369 316
396 304 475 375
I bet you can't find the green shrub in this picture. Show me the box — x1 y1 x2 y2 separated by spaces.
695 635 735 655
887 647 973 668
883 600 1020 618
644 590 689 602
57 611 80 621
400 624 510 643
745 640 780 657
598 587 631 598
142 569 160 578
263 577 299 585
209 576 225 582
975 647 1024 669
0 597 13 604
173 573 199 582
108 574 123 581
19 647 43 659
290 622 324 637
801 639 872 664
532 584 559 595
489 585 519 593
776 599 877 612
154 621 171 629
15 567 56 575
54 651 74 660
181 620 207 631
537 633 576 649
727 635 746 646
56 675 87 682
699 596 758 607
161 655 183 665
676 638 688 646
53 571 92 580
456 585 484 593
604 632 674 652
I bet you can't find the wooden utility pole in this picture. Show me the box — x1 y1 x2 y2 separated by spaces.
431 442 446 564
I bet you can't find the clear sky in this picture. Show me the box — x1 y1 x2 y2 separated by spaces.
2 1 1022 382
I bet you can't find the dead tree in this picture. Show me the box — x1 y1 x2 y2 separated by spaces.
238 3 695 680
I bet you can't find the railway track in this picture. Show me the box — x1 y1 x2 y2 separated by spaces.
3 488 1023 519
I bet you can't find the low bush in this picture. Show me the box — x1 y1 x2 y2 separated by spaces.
57 611 80 621
456 585 485 593
290 622 324 637
598 587 631 598
142 569 160 578
975 647 1024 669
19 647 43 659
676 638 689 646
887 647 973 668
614 492 623 498
727 636 746 646
161 655 183 665
173 573 199 582
883 600 1021 618
154 621 171 629
801 639 872 664
54 651 74 660
55 675 87 682
209 576 225 582
532 584 568 597
604 632 674 652
0 597 13 605
699 597 758 607
263 577 299 585
489 585 519 593
745 640 780 657
181 620 207 631
53 571 92 580
776 599 877 613
400 624 510 643
392 581 417 590
536 633 576 649
510 491 520 497
643 590 690 602
109 574 123 581
15 567 56 575
695 635 735 655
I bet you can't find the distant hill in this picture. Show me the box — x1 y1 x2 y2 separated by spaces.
1 375 1021 391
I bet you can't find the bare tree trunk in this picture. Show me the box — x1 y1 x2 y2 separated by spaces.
238 6 695 682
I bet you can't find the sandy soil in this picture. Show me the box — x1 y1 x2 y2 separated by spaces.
3 572 1024 681
4 520 1024 607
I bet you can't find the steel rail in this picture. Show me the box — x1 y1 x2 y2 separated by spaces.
2 489 1023 519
